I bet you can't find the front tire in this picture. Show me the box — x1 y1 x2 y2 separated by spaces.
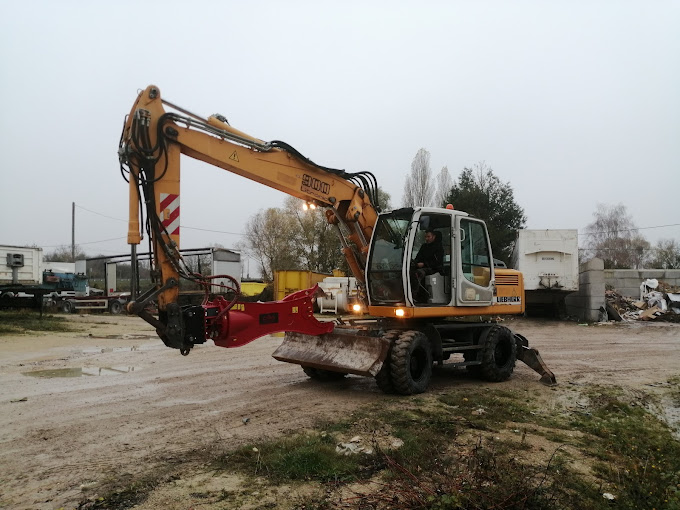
390 330 433 395
375 330 402 394
60 300 74 314
479 326 517 382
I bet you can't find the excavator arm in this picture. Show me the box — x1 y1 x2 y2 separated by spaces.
119 85 379 353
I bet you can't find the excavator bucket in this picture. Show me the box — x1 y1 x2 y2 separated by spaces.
272 330 391 377
514 333 557 386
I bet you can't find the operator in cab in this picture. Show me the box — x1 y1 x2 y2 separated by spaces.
412 229 444 302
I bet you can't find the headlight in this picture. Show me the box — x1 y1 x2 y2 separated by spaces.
352 304 362 313
395 308 405 317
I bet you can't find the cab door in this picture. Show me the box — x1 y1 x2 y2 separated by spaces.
455 217 495 306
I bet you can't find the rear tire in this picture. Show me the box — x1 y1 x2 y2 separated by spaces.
375 330 401 394
479 326 517 382
390 330 433 395
109 300 123 315
302 366 347 381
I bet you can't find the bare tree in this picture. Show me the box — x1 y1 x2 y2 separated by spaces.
650 239 680 269
584 204 650 269
283 197 343 274
239 208 299 282
402 148 435 207
44 245 87 262
434 165 452 208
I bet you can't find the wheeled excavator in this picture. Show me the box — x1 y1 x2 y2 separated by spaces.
119 85 555 395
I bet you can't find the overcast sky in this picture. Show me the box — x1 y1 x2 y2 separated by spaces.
1 1 678 266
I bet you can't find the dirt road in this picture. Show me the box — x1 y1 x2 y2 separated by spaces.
0 315 678 509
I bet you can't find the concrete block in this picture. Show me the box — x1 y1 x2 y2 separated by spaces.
609 269 638 279
580 281 605 295
640 270 665 279
622 278 643 290
585 273 605 285
584 309 602 322
580 258 604 272
663 270 680 281
581 270 605 285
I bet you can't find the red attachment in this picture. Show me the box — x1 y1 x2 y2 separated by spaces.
204 285 334 348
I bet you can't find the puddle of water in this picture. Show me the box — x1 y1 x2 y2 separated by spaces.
23 366 137 378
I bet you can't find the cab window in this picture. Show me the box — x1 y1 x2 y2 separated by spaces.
460 219 491 287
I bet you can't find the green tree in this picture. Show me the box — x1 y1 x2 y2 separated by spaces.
445 162 526 263
376 187 392 211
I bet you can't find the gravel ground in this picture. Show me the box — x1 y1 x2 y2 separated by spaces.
0 314 678 509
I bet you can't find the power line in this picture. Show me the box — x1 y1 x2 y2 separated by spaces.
578 247 673 253
42 237 127 248
181 225 244 236
74 204 244 236
579 223 680 236
74 204 127 222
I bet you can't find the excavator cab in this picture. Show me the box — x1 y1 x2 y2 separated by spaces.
366 207 495 310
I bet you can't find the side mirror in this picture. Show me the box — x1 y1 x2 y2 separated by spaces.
418 216 430 230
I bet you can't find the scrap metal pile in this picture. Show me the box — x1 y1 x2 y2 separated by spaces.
605 279 680 322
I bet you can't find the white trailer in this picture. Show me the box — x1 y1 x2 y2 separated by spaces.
210 248 241 294
511 229 579 314
0 245 43 285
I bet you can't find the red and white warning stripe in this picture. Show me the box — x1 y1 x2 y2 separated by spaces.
159 193 180 236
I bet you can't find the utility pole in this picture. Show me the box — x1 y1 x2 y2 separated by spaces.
72 202 75 262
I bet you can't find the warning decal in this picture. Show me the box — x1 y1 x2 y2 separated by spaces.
159 193 180 236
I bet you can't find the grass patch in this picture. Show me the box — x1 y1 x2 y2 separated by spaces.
566 386 680 509
214 433 368 484
81 384 680 509
0 310 77 335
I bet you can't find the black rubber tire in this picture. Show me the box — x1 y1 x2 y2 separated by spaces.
60 300 74 314
479 326 517 382
302 366 347 381
109 300 123 315
374 330 401 394
390 330 433 395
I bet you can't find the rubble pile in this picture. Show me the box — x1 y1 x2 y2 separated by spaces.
605 279 680 322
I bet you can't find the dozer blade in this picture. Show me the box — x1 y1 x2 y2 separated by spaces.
272 331 391 377
514 333 557 386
